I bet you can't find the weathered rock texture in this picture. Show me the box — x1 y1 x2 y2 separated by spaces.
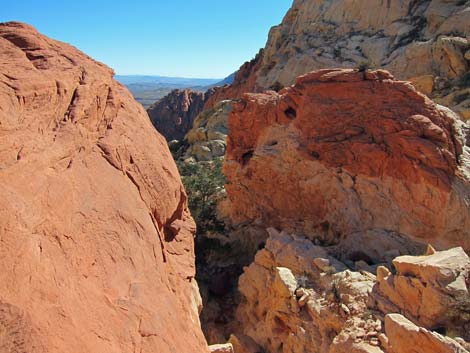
208 0 470 119
384 314 469 353
373 247 470 338
235 228 470 353
184 100 232 162
0 22 208 353
224 69 470 256
147 88 209 141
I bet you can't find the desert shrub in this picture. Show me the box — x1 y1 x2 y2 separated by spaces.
270 81 284 92
357 60 371 72
177 158 226 235
168 139 189 159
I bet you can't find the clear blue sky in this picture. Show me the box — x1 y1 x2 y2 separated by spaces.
1 0 292 78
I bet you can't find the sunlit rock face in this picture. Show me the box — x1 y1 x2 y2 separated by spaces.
235 228 470 353
224 69 470 257
207 0 470 119
0 22 208 353
148 88 209 141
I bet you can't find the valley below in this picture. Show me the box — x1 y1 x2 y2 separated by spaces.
1 1 470 353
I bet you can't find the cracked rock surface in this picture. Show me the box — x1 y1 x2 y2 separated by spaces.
0 22 208 353
224 69 470 254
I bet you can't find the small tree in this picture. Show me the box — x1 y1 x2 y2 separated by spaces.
177 158 226 235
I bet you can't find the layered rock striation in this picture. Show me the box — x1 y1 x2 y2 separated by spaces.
0 22 208 353
224 69 470 257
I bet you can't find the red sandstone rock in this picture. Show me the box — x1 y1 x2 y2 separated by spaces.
224 69 470 255
147 88 209 141
0 22 208 353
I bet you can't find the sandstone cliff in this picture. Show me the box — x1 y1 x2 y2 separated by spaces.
147 88 210 141
207 0 470 119
225 68 470 260
0 22 208 353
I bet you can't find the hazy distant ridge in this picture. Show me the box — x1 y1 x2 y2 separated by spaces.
116 74 235 108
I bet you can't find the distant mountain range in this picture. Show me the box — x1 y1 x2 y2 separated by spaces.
116 74 235 108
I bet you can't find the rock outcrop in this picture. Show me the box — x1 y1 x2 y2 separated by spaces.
207 0 470 119
147 88 209 141
0 22 208 353
224 69 470 256
384 314 469 353
184 100 232 162
235 228 470 353
373 247 470 338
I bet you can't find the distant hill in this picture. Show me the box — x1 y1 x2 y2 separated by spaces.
115 75 221 87
116 74 234 108
212 72 235 87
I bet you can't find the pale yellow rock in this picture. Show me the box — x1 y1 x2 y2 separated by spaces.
373 247 470 339
236 228 470 353
385 314 468 353
184 100 232 161
209 343 234 353
426 244 437 255
465 50 470 61
376 266 390 282
408 75 434 96
237 229 381 353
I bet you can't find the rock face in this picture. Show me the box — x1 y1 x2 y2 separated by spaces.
184 100 232 162
373 247 470 338
235 228 470 353
147 88 208 141
224 69 470 256
384 314 469 353
0 22 208 353
208 0 470 119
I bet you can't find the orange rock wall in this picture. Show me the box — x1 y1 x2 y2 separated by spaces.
0 22 208 353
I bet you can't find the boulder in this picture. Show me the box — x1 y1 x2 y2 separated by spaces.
209 343 235 353
184 100 232 161
235 228 470 353
373 247 470 338
384 314 468 353
236 228 379 353
224 69 470 258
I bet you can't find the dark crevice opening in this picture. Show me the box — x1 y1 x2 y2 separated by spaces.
284 106 297 119
241 150 254 166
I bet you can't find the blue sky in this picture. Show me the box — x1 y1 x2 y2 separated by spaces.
1 0 292 78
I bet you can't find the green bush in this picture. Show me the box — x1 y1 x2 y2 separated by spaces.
177 158 226 235
357 60 371 72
